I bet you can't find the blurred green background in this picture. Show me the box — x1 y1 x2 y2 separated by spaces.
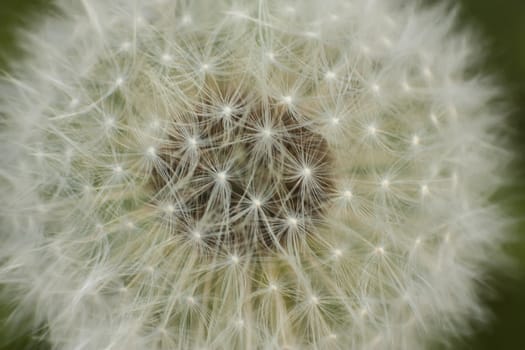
0 0 524 349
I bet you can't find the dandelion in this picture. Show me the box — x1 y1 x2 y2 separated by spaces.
0 0 510 349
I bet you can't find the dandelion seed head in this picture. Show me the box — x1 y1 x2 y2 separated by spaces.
325 71 336 80
301 167 312 178
282 95 293 105
216 171 228 183
266 51 276 62
187 137 198 147
115 76 124 87
120 41 132 51
287 216 298 227
161 53 172 63
269 283 278 292
0 1 510 349
375 246 385 255
221 106 232 117
181 14 192 25
146 146 156 157
332 249 343 258
421 184 429 196
252 198 262 208
104 117 115 128
69 97 79 108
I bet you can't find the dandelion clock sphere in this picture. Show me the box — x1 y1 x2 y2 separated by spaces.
0 0 509 349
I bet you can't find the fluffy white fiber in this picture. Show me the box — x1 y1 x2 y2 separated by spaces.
0 0 509 349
